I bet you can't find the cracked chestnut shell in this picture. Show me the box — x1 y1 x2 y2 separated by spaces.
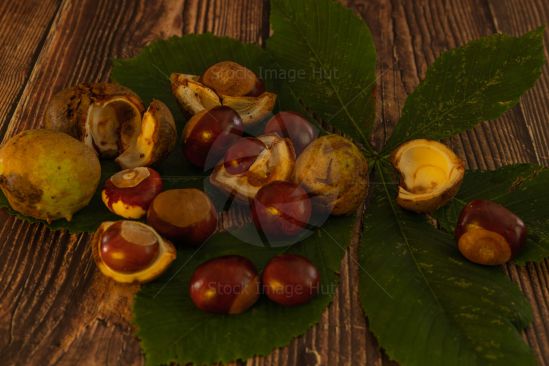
189 255 260 314
200 61 265 97
455 200 527 265
294 134 368 215
102 167 163 219
91 220 176 283
391 139 465 213
45 83 177 168
147 188 218 245
171 64 276 126
210 133 296 201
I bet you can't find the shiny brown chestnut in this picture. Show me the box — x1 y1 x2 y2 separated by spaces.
201 61 265 97
102 167 163 219
251 181 312 240
147 189 218 245
262 254 320 306
189 255 260 314
182 106 244 169
455 200 527 265
91 220 176 283
264 111 318 155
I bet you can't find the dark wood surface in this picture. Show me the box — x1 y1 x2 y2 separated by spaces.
0 0 547 365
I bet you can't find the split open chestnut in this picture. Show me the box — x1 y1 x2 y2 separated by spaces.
251 181 312 241
455 200 527 265
102 167 163 219
91 220 176 283
264 111 318 155
182 106 244 169
391 139 464 213
147 188 217 245
189 255 260 314
210 134 296 201
223 137 267 175
262 254 320 306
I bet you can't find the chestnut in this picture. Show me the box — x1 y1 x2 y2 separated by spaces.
182 106 244 169
264 111 318 155
210 133 296 201
251 181 312 240
223 137 267 175
201 61 265 97
91 220 176 283
262 254 320 306
455 200 527 265
189 255 260 314
294 134 368 215
147 188 217 245
101 167 163 219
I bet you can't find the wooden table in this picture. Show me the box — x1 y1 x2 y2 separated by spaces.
0 0 548 365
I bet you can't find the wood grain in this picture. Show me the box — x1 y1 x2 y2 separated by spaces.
0 0 548 365
352 0 549 365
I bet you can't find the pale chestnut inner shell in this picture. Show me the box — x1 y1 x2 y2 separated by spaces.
87 98 142 157
119 220 159 247
395 140 462 198
152 189 213 228
111 167 150 188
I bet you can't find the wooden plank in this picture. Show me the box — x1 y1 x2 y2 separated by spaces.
351 0 549 365
1 0 548 365
0 0 62 138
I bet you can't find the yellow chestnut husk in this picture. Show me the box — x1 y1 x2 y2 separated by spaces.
91 220 176 284
210 134 296 201
221 93 276 126
116 99 177 169
0 129 101 222
170 73 221 114
294 134 369 215
170 67 276 126
391 139 465 213
45 83 177 168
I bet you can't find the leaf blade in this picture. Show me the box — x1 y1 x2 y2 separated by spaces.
359 161 535 366
384 27 545 152
267 0 377 151
433 164 549 265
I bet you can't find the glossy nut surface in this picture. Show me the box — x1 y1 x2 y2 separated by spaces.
201 61 265 97
262 254 320 306
91 220 176 283
251 181 312 240
100 221 160 273
455 199 527 265
102 167 163 219
264 111 318 155
182 106 244 169
223 137 266 175
189 255 260 314
147 188 218 245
